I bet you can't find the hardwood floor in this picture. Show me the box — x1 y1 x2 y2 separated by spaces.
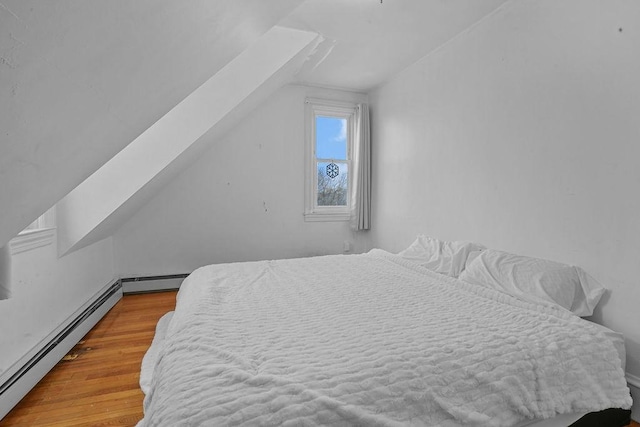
0 291 177 427
1 289 638 426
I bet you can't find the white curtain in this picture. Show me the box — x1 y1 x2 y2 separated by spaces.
350 103 371 230
0 244 11 300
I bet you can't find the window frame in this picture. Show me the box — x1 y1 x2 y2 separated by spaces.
304 98 357 222
10 207 56 255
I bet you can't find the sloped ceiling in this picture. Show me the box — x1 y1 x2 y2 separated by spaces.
57 26 321 254
0 0 511 249
0 0 303 247
282 0 510 91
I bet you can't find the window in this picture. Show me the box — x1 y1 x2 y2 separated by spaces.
10 207 56 255
304 98 357 221
21 208 55 233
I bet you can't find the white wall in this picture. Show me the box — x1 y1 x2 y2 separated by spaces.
0 236 115 380
369 0 640 379
114 85 368 276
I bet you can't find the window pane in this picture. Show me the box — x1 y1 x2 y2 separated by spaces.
23 218 40 231
316 116 347 160
317 162 348 206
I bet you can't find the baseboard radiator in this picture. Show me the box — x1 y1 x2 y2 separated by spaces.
121 274 189 294
0 280 123 420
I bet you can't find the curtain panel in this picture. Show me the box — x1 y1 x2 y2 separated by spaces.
351 103 371 231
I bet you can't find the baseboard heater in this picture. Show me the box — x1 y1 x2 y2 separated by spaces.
0 280 123 420
121 274 189 294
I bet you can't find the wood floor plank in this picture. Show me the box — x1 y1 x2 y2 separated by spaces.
0 291 176 426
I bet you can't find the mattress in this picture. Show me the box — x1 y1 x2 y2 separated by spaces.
138 250 631 426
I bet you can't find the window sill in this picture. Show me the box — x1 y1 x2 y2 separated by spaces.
304 212 351 222
10 228 56 255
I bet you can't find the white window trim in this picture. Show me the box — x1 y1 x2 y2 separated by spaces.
10 208 56 255
10 228 56 255
304 98 357 222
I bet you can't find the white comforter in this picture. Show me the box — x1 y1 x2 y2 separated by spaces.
139 250 631 426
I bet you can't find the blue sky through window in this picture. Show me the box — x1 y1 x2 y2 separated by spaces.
316 116 347 160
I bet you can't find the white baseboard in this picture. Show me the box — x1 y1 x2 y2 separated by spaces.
0 280 122 420
628 373 640 422
122 274 188 294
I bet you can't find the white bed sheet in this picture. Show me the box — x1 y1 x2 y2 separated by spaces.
140 315 591 427
140 317 625 427
139 250 631 426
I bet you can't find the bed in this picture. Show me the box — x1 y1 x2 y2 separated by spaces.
137 238 632 426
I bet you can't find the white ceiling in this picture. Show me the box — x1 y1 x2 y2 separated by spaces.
282 0 509 91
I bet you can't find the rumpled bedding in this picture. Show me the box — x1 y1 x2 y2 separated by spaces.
138 250 631 426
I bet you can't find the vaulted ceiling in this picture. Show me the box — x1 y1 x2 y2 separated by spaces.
283 0 509 91
0 0 509 249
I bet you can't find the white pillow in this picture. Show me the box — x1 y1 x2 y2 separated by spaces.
397 235 486 277
464 250 483 270
458 249 605 316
